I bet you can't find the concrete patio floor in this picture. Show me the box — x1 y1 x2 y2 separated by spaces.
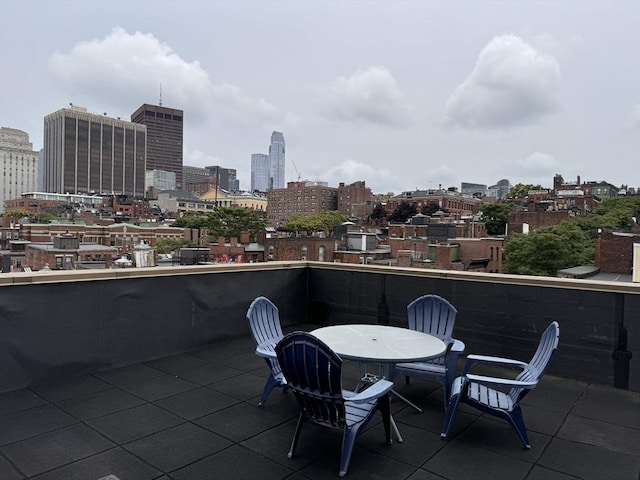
0 326 638 480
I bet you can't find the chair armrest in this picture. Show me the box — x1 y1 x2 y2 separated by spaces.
465 373 538 389
462 354 528 374
346 379 393 403
255 343 277 359
451 339 465 353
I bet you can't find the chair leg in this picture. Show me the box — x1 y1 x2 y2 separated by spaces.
441 378 466 440
441 373 453 411
377 394 392 445
259 373 280 406
506 405 531 449
339 425 360 477
288 412 306 458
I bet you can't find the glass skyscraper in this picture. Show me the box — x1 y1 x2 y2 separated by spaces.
251 153 269 192
268 131 285 189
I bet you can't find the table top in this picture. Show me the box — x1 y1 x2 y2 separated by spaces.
310 324 447 363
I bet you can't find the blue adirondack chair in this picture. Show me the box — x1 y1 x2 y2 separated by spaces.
276 332 393 477
441 321 560 449
392 295 465 407
246 296 287 406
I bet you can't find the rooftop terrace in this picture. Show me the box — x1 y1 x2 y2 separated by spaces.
0 262 637 478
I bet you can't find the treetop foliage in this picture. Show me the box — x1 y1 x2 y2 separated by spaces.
283 211 346 235
388 201 417 223
503 221 594 276
173 207 266 242
507 183 545 199
480 203 513 235
502 197 639 277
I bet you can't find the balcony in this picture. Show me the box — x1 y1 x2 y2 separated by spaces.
0 262 638 479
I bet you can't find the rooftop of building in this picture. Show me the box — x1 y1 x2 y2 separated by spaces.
0 262 636 479
0 326 637 480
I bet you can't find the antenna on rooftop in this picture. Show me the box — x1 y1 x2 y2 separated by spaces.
159 83 163 106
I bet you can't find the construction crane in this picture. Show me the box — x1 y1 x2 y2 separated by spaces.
292 160 302 182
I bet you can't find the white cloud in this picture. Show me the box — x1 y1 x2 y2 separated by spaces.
321 159 402 193
321 67 413 127
48 27 288 126
445 35 561 129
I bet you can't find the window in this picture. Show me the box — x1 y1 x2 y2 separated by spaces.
319 246 325 262
301 245 308 261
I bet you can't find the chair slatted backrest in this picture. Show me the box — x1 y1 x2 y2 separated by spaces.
276 332 345 428
407 294 457 346
247 296 283 346
247 297 284 377
510 321 560 404
407 295 457 341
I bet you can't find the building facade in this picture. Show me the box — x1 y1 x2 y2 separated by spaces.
337 181 373 222
461 182 488 198
386 189 481 220
251 153 269 192
269 131 285 189
43 106 146 198
183 165 237 192
145 169 177 192
131 104 183 189
0 128 38 213
266 181 338 227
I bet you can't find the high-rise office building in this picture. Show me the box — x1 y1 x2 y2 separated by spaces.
205 166 237 192
461 182 488 198
43 106 146 197
0 128 38 213
251 153 269 192
268 131 285 189
131 104 183 189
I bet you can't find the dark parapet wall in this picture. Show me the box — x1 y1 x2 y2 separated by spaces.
0 264 307 392
307 263 640 392
0 262 637 393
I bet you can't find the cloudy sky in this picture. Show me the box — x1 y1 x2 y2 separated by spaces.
1 0 638 194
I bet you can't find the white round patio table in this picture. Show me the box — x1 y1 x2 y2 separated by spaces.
311 324 446 363
311 324 447 443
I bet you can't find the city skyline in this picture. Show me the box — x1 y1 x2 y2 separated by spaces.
1 1 638 194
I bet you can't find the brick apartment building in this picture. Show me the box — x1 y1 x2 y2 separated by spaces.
19 223 185 254
386 189 481 220
266 181 338 227
337 181 373 223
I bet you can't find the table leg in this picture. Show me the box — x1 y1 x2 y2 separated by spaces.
390 414 403 443
391 389 423 413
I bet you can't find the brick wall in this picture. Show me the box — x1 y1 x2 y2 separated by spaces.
595 231 640 274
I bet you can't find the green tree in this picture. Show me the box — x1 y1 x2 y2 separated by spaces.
507 183 544 199
369 203 388 221
421 201 443 216
480 203 513 235
589 197 640 230
388 201 417 223
283 211 346 235
157 238 192 253
173 207 266 242
1 209 57 224
503 222 594 276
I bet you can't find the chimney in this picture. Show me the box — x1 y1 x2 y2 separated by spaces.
218 236 226 246
240 231 250 244
230 237 238 247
